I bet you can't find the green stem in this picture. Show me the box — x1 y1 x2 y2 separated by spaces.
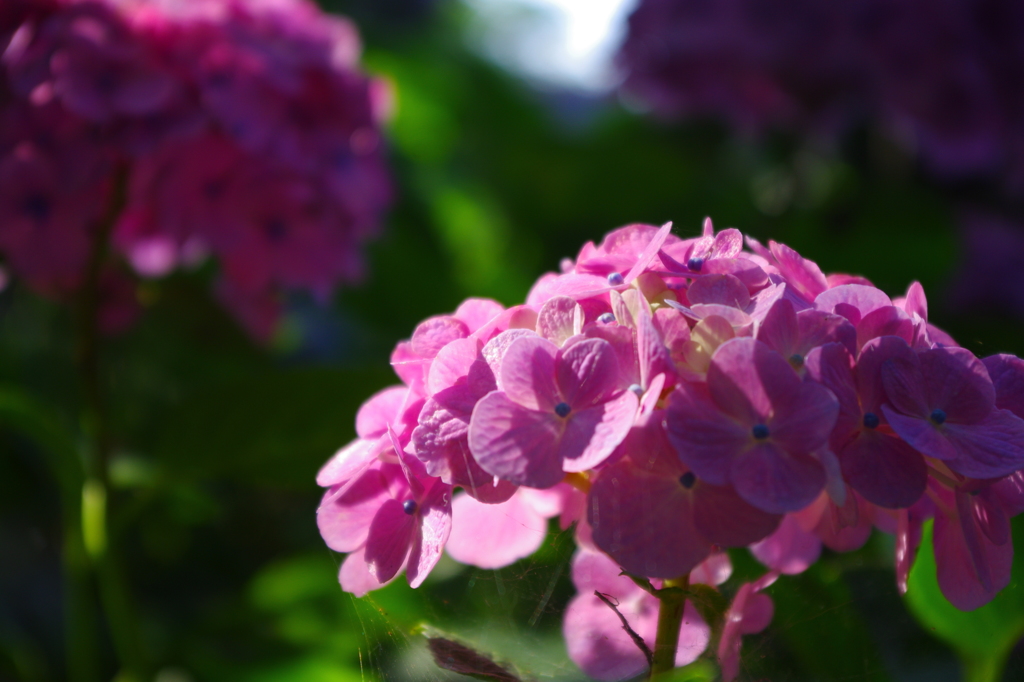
75 165 148 681
649 576 689 679
962 651 1008 682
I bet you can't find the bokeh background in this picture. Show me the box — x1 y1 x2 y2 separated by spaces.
4 0 1024 680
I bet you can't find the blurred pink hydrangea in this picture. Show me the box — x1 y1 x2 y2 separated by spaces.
0 0 391 338
317 219 1024 679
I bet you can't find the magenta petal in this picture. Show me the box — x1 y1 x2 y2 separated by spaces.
770 380 839 454
692 482 782 547
750 514 822 575
624 220 673 283
316 437 378 487
944 410 1024 479
499 335 559 411
881 345 930 417
561 392 638 473
770 240 827 300
426 337 488 395
797 310 857 357
638 302 676 389
406 483 452 588
984 354 1024 418
364 499 415 584
804 343 860 447
454 298 505 332
934 496 1013 611
711 228 743 259
857 336 916 414
840 430 927 509
482 328 537 385
667 383 750 485
564 590 653 682
881 406 959 461
443 439 518 503
557 338 622 408
469 392 565 488
339 548 382 597
730 443 826 513
317 467 392 552
757 298 799 358
589 460 712 578
903 282 928 320
448 491 549 569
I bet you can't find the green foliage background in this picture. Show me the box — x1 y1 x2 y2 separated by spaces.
2 2 1024 681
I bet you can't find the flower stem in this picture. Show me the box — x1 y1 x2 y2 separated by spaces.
74 166 148 681
649 575 689 678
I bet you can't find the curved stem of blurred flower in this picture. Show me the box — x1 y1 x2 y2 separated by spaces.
649 575 689 678
963 651 1008 682
75 164 149 681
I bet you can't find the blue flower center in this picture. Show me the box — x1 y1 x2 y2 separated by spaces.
607 272 624 286
687 257 704 272
930 409 947 426
863 412 880 429
752 424 770 440
554 402 572 418
789 353 804 369
598 312 616 325
402 499 417 515
679 472 696 489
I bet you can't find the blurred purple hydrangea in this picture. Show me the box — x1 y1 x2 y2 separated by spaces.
0 0 392 338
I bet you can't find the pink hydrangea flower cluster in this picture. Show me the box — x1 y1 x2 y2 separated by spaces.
1 0 390 337
317 220 1024 679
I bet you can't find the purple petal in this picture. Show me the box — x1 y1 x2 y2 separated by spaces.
447 491 549 569
406 483 452 588
804 343 860 449
705 257 770 291
934 493 1013 611
557 337 623 408
589 458 712 578
796 310 857 357
560 392 639 473
919 347 996 423
730 443 826 513
944 409 1024 479
856 306 913 349
537 295 579 346
770 380 839 455
666 382 750 485
983 354 1024 418
708 338 800 424
364 499 415 584
750 514 822 575
692 481 782 547
881 406 959 461
857 336 916 415
991 471 1024 518
499 335 559 412
469 391 565 488
881 342 930 417
839 430 927 509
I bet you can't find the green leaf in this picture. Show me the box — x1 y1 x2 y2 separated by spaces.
904 518 1024 682
651 658 717 682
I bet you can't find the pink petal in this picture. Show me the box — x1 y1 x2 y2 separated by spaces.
690 552 733 586
500 335 559 412
637 300 677 390
757 298 799 358
902 281 928 320
560 392 638 473
856 306 914 349
427 337 487 395
411 315 469 359
447 490 549 569
316 437 378 487
391 341 428 388
666 382 750 485
356 385 409 438
339 548 383 597
769 380 839 455
750 514 822 575
364 499 415 584
814 284 892 318
624 220 673 283
711 228 743 259
525 272 610 306
856 336 916 414
730 443 826 513
482 329 537 386
469 392 565 488
709 338 801 424
557 337 623 408
770 240 828 300
687 273 750 309
406 483 452 588
537 295 579 346
454 298 505 333
317 466 392 552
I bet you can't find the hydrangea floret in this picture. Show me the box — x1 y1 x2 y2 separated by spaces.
317 219 1024 679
